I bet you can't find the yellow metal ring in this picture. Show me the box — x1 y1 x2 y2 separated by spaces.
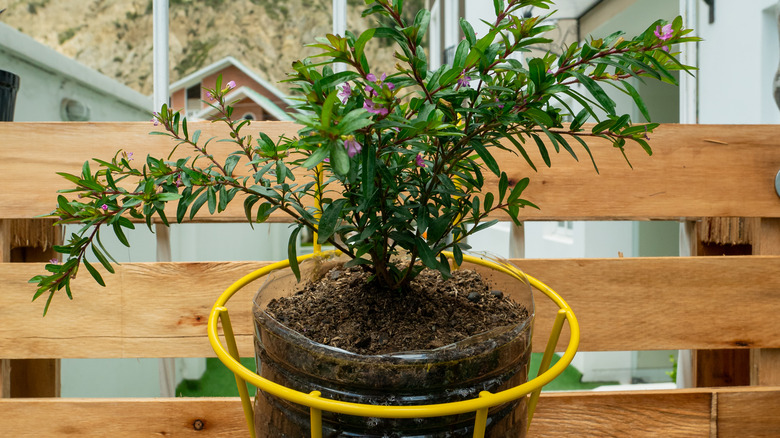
207 250 580 435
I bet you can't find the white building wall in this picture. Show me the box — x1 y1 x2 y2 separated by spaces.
697 0 780 123
0 23 150 122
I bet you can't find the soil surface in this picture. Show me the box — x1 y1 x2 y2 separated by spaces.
265 265 530 355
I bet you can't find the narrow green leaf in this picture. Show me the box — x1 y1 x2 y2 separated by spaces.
288 225 302 281
531 134 551 167
83 261 106 287
329 141 350 176
623 81 652 121
317 198 347 244
470 141 500 177
571 71 616 115
91 245 115 274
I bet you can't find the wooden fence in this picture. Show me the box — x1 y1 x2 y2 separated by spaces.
1 122 779 436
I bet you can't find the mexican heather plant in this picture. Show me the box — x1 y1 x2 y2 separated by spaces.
32 0 697 314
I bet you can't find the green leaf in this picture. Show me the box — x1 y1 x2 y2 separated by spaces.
569 134 599 174
317 198 347 244
571 71 616 115
329 141 350 176
452 243 463 267
207 186 217 214
528 58 546 90
288 225 302 281
83 260 106 287
91 245 115 274
453 39 470 69
302 145 331 169
623 81 652 121
321 89 339 129
508 178 530 203
498 172 508 203
470 141 500 177
111 221 129 247
505 135 537 172
354 29 376 63
531 134 551 167
415 236 438 270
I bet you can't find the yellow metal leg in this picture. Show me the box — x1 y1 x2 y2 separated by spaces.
217 306 257 438
472 391 492 438
527 308 567 427
309 390 323 438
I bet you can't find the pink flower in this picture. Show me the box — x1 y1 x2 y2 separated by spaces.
206 91 215 101
151 112 160 126
364 99 388 116
226 80 237 89
457 70 471 87
654 23 673 41
48 258 59 265
343 136 362 158
101 204 108 211
338 82 352 103
415 154 426 168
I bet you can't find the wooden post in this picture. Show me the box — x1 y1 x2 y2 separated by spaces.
692 218 753 387
750 218 780 386
0 219 61 398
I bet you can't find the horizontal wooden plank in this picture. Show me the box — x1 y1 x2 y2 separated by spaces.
0 387 777 436
2 122 780 221
3 256 780 359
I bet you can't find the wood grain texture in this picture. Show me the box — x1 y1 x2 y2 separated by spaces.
3 256 780 359
0 388 776 436
2 123 780 221
529 389 712 437
717 388 780 437
0 397 247 437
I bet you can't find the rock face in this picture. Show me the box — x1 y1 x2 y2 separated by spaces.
2 0 418 95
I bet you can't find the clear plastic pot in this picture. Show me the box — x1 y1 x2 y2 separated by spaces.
253 252 534 437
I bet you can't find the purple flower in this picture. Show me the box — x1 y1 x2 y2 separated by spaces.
415 154 426 168
457 70 471 87
226 80 237 90
495 98 504 109
654 23 673 41
337 82 352 103
366 73 377 82
152 112 160 126
206 91 215 101
100 204 108 211
48 258 59 265
343 136 362 158
364 99 389 116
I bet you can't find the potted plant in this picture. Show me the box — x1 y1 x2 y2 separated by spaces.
31 0 696 435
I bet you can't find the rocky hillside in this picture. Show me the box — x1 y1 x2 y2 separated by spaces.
2 0 421 95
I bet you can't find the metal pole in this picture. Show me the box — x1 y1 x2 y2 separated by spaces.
153 0 176 398
333 0 347 73
153 0 170 110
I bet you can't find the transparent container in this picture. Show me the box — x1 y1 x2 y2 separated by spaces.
252 252 535 437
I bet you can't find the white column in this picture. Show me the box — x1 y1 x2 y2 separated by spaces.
333 0 347 73
675 0 699 390
153 0 176 398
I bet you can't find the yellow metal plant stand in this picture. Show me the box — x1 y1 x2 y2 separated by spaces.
208 250 580 438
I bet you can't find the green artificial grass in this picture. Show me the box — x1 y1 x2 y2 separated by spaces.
528 353 618 391
176 357 256 397
176 353 617 397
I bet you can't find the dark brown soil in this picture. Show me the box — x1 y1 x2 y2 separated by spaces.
265 265 529 355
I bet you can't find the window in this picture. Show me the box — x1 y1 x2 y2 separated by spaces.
185 84 201 118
